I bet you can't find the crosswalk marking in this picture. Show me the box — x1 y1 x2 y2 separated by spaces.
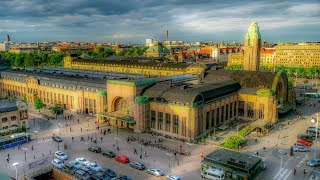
309 176 319 180
273 168 292 180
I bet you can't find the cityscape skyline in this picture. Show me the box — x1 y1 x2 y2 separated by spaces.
0 0 319 43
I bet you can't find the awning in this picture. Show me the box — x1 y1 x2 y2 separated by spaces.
96 112 136 125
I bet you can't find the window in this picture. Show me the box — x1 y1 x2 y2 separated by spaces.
206 111 210 130
173 115 179 134
11 116 17 121
151 111 156 128
2 117 8 123
229 103 233 119
238 101 244 117
165 113 171 132
158 112 163 130
211 109 215 127
217 108 220 123
247 102 254 118
221 106 224 123
259 104 265 119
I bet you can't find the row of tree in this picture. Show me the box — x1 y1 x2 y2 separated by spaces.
226 64 320 78
0 46 148 68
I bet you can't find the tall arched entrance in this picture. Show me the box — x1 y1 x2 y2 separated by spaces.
113 97 128 113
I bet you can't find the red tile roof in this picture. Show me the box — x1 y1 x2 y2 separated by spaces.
261 48 275 54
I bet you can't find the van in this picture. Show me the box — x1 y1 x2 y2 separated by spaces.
298 134 313 142
201 169 225 180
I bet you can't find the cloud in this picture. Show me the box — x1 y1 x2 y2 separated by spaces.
0 0 318 42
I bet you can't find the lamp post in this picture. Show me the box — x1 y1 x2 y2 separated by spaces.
115 137 119 150
166 153 172 168
139 144 143 159
12 162 19 180
278 150 287 179
22 148 27 162
312 114 319 159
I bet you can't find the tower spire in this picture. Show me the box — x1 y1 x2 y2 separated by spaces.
243 21 261 71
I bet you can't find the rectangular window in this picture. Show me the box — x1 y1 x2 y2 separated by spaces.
211 109 215 127
221 106 224 123
247 102 254 118
2 117 8 123
173 115 179 134
158 112 163 130
11 116 17 121
259 104 265 119
206 111 210 130
238 101 244 117
226 104 229 120
182 117 187 136
151 110 156 128
165 113 171 132
229 103 233 119
217 108 220 124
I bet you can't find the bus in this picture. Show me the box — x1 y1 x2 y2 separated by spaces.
0 133 31 149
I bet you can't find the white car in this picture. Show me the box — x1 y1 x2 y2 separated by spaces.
147 168 164 176
75 157 90 166
87 162 102 171
69 160 83 169
54 151 68 160
52 159 65 168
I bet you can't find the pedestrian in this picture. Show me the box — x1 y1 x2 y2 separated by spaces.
7 154 9 158
304 169 307 175
70 127 72 132
104 130 106 135
117 147 119 151
101 137 103 142
256 152 259 156
293 168 296 175
72 137 74 142
6 158 9 163
32 145 34 150
144 151 147 157
88 136 90 140
101 130 103 134
200 153 204 158
91 137 93 142
80 127 82 132
77 119 79 124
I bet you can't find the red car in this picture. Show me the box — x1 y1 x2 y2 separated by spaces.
115 155 129 163
297 139 312 146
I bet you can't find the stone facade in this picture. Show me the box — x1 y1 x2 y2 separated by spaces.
243 21 261 71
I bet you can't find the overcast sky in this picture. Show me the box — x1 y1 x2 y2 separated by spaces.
0 0 319 43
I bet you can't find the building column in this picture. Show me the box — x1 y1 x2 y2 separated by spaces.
170 114 174 133
155 111 158 130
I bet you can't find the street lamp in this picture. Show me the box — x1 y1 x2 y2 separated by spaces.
311 114 319 159
22 148 27 162
278 150 287 180
139 144 143 159
12 162 19 180
115 137 119 150
166 153 172 168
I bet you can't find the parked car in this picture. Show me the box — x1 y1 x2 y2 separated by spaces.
88 146 102 153
307 159 320 167
74 169 91 180
297 139 312 146
52 159 65 169
129 161 145 170
293 145 310 152
52 136 63 142
87 162 102 171
82 166 95 175
91 171 111 180
115 155 129 163
69 160 83 169
307 126 320 132
54 151 68 160
167 175 181 180
201 169 225 179
63 164 77 175
147 168 164 176
76 157 90 166
101 168 116 178
111 175 131 180
102 150 115 158
298 134 313 142
307 130 319 138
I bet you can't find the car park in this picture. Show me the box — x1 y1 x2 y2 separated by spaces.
129 161 145 170
69 160 83 169
147 168 164 176
115 155 129 163
91 171 111 180
74 169 91 180
52 136 63 142
297 139 312 146
292 145 310 152
54 151 68 160
87 162 102 171
307 159 320 167
63 164 77 175
101 168 117 178
167 175 181 180
52 159 65 169
102 150 115 158
76 157 90 166
88 146 102 153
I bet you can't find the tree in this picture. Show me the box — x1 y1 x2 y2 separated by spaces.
34 97 45 112
220 135 247 149
21 96 27 103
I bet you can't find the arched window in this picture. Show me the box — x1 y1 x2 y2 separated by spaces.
114 97 128 113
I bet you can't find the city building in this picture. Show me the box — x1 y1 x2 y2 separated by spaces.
274 43 320 68
146 38 153 46
63 55 205 77
0 21 294 140
0 34 11 52
260 48 276 68
0 100 28 135
198 46 242 63
201 149 265 180
243 21 261 71
145 43 169 58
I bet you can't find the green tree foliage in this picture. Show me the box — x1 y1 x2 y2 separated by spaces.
21 96 27 103
225 64 243 70
116 46 147 57
220 135 247 149
34 97 45 112
52 104 63 115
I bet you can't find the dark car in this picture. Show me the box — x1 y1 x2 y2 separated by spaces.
63 164 77 174
101 168 116 178
74 170 90 180
52 136 63 142
102 150 115 158
112 175 131 180
129 161 145 170
81 166 95 175
90 171 111 180
88 146 102 153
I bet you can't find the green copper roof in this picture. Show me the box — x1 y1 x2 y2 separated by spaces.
135 96 149 104
245 21 261 45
